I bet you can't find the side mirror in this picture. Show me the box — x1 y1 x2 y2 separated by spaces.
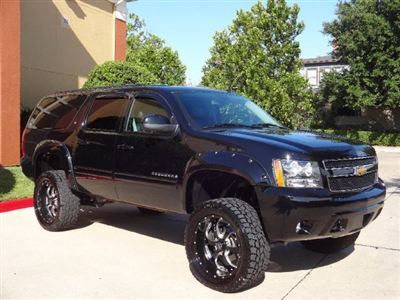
142 114 179 135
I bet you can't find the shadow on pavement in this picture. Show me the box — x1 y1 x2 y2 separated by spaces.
77 203 187 245
268 242 353 273
384 178 400 192
0 166 16 195
76 202 353 273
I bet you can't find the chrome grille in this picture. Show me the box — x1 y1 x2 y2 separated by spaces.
323 157 376 169
323 156 378 192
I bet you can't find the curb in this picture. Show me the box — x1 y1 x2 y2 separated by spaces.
0 198 33 213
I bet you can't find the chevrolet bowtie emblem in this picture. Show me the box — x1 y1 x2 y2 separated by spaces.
354 166 367 176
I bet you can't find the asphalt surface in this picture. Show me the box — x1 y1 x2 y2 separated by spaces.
1 147 399 299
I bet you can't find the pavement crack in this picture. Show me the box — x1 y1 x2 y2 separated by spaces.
384 188 399 201
356 243 400 252
281 255 327 300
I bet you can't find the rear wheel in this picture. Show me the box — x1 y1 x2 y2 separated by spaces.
301 232 360 254
34 170 80 231
185 198 270 293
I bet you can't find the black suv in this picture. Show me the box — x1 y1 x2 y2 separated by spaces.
21 85 386 293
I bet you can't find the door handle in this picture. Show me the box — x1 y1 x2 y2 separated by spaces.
116 144 135 151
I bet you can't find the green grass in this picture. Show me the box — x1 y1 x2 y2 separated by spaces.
319 129 400 146
0 167 34 202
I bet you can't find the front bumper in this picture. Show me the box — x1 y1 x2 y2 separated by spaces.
256 181 386 242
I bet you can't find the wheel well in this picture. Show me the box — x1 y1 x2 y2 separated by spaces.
35 149 69 179
185 170 259 213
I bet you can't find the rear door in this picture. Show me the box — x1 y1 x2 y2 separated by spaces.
74 92 129 200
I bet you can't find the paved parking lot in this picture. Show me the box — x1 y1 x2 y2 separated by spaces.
1 147 399 299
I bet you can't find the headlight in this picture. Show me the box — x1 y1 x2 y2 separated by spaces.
272 159 322 188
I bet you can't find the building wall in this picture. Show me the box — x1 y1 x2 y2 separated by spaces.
0 0 21 166
21 0 115 108
335 108 400 131
300 64 347 89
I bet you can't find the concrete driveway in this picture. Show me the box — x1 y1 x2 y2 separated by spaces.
1 147 399 299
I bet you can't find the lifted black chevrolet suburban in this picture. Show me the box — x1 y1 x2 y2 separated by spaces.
21 85 386 292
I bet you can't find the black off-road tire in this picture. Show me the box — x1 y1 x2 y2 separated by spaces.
137 207 164 215
184 198 270 293
34 170 80 231
301 232 360 254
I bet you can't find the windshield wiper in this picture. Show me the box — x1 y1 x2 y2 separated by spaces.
250 123 286 129
202 123 253 130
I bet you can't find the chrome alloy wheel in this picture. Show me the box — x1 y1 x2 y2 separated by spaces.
36 178 60 224
194 215 240 279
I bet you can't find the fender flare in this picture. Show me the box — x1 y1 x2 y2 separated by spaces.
32 140 77 189
182 150 271 211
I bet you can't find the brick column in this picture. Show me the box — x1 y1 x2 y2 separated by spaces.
0 0 20 166
114 1 128 61
115 18 127 61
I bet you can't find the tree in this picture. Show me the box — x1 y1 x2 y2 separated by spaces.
83 61 157 88
320 0 400 108
201 0 313 128
127 13 186 85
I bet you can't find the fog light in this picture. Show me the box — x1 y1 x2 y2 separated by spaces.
296 220 313 235
331 219 347 233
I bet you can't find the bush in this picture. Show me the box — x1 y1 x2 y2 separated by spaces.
320 129 400 146
83 61 159 89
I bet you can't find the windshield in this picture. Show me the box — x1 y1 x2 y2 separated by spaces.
174 90 282 129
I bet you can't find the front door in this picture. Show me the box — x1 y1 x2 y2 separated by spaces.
74 93 129 200
114 93 191 212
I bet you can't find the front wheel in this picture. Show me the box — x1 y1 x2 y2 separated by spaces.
184 198 270 293
301 232 360 254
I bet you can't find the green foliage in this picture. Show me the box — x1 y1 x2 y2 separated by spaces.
319 129 400 146
127 13 186 85
0 167 34 201
201 0 314 128
83 61 158 88
320 0 400 108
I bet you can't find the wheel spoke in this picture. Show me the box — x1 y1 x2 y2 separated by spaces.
196 214 240 279
205 222 218 243
214 252 228 273
216 218 227 240
37 179 59 223
223 249 238 268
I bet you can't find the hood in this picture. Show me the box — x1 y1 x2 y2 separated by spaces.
207 128 375 160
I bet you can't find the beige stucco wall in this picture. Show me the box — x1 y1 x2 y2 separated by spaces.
21 0 115 108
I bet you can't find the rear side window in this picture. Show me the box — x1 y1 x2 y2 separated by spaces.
29 94 87 129
85 95 128 132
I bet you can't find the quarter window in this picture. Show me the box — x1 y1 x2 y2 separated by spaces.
86 95 128 132
29 94 87 129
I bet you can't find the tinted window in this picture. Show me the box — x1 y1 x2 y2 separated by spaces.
175 91 280 129
126 98 169 133
29 95 87 129
86 95 128 132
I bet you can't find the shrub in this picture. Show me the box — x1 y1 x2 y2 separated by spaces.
320 129 400 146
83 61 159 89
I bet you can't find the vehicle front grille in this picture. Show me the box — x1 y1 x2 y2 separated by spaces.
323 157 376 169
328 172 377 192
323 156 378 192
